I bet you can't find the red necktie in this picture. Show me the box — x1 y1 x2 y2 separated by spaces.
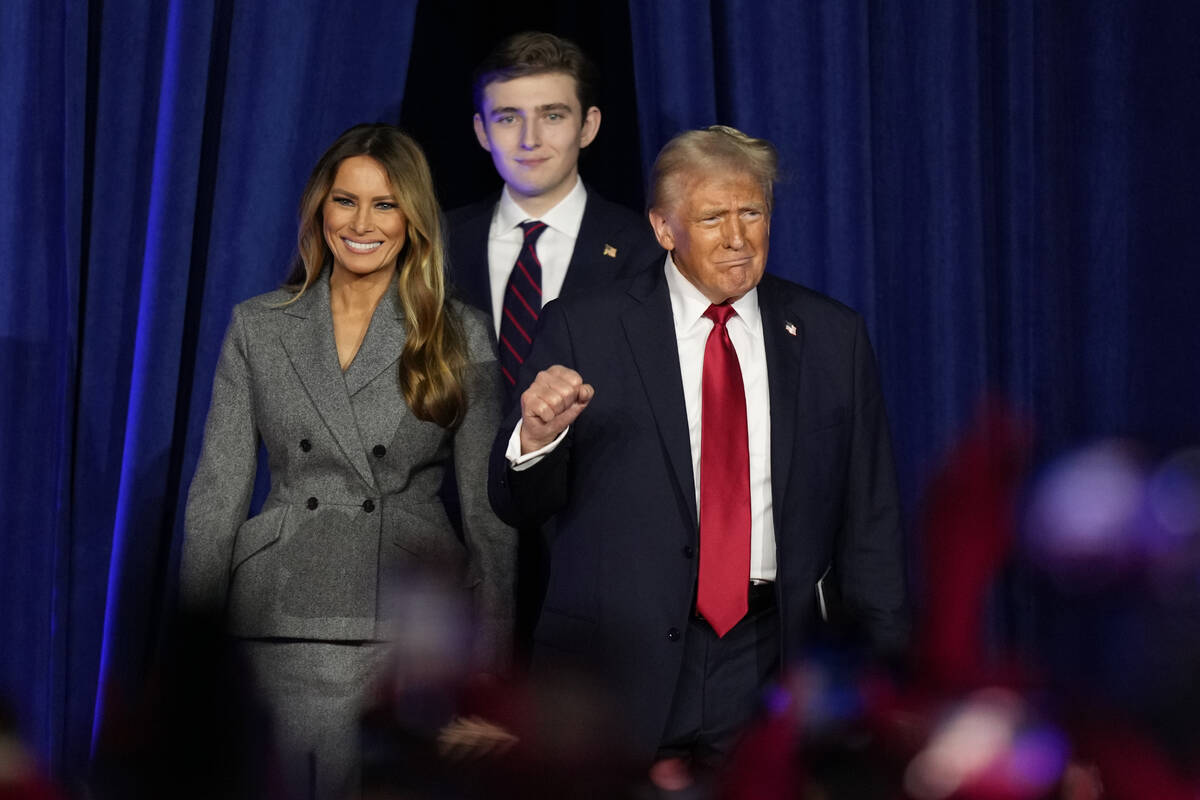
696 303 751 637
498 220 547 388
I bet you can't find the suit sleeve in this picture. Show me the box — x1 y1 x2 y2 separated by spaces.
838 317 910 656
180 306 259 615
487 298 576 529
454 311 517 670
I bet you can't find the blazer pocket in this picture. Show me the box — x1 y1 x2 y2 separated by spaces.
533 606 598 656
231 505 288 569
389 501 467 565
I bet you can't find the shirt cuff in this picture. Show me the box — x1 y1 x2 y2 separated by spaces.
506 420 569 471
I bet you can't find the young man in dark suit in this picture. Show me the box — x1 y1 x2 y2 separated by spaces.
445 31 661 395
445 33 661 658
489 126 909 776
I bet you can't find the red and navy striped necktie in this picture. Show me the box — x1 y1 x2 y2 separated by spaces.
498 220 547 389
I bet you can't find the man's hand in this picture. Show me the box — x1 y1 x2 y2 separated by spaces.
519 365 594 454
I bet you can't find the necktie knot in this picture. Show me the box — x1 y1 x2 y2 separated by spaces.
520 220 547 245
704 303 737 327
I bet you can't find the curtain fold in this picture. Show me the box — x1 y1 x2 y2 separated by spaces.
91 0 219 752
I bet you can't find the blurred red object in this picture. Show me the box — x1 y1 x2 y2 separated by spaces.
917 399 1032 686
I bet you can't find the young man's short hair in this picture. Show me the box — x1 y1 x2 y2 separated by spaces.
472 31 599 116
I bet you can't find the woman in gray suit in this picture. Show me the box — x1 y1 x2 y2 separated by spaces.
181 124 514 799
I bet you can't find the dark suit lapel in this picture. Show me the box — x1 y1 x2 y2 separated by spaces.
759 276 805 527
281 275 376 488
620 269 698 527
562 194 623 296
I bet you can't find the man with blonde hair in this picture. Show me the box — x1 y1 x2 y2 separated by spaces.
490 124 909 775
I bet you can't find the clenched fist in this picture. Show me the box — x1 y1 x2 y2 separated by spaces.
519 365 594 454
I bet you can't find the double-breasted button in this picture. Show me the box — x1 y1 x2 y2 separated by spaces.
666 628 681 642
362 499 375 513
306 496 319 510
682 545 695 559
372 444 386 458
299 439 312 452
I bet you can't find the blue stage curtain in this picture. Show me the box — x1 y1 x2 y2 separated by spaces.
628 0 1200 503
0 0 418 781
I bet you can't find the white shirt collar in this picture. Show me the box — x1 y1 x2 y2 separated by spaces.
496 176 587 237
664 253 762 336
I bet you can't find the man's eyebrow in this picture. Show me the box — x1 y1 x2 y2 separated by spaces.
536 102 573 114
693 200 765 217
488 106 523 117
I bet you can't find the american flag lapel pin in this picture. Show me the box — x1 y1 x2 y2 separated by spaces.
603 244 618 258
785 321 797 336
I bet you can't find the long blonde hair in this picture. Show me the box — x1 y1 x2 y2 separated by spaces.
287 124 468 428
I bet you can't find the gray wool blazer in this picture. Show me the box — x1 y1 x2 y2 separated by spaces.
181 272 514 666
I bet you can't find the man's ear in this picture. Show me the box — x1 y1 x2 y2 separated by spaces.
579 106 601 149
648 209 675 251
473 114 492 152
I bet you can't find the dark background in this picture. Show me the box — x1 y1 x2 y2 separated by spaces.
3 0 1198 783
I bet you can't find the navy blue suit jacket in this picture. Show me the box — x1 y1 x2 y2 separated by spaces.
488 264 909 761
444 188 662 336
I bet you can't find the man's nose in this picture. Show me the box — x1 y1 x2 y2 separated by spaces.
723 218 746 248
520 119 541 149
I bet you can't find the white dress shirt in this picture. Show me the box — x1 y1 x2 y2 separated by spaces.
664 256 776 582
507 255 777 581
487 177 588 337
